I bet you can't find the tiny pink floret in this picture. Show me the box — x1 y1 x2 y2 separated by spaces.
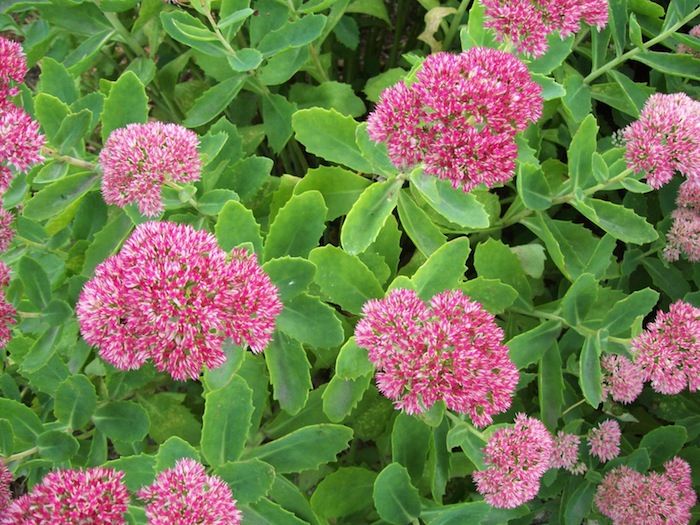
354 288 518 426
77 221 282 381
138 458 242 525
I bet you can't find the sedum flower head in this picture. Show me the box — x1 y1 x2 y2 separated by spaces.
138 458 242 525
601 354 644 404
482 0 609 57
1 467 129 524
0 37 26 104
0 261 15 349
631 300 700 395
473 414 554 508
99 122 201 216
665 180 700 262
588 419 621 462
0 459 12 513
367 49 541 193
622 93 700 188
77 221 282 381
0 208 14 253
0 104 45 172
595 457 697 525
550 431 586 474
354 288 518 426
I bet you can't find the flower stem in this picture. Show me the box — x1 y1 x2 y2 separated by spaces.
443 0 472 50
42 147 97 171
5 446 38 462
104 12 145 57
446 411 487 441
562 399 586 416
584 7 700 83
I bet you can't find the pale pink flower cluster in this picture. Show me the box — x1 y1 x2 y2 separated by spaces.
601 354 644 404
0 460 11 513
77 221 282 381
588 419 621 462
0 37 26 104
367 48 542 193
1 467 129 524
678 25 700 56
0 262 16 349
550 431 586 474
665 180 700 262
595 457 697 524
355 288 519 426
631 300 700 395
473 414 554 508
622 93 700 189
99 122 201 216
482 0 609 56
138 459 242 525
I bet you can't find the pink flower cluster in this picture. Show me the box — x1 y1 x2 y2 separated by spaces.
550 431 586 474
1 467 129 524
354 288 519 426
99 122 201 216
367 48 542 193
482 0 609 56
588 419 621 462
138 459 242 525
0 262 16 349
622 93 700 189
0 460 11 513
665 180 700 262
0 37 26 103
473 414 554 508
631 300 700 395
601 354 644 404
77 221 282 381
595 457 697 524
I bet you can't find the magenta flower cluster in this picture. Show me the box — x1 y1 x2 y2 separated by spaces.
550 431 586 474
472 414 554 508
99 122 201 216
588 419 621 462
354 288 518 426
1 467 129 524
0 37 26 104
623 93 700 189
665 180 700 262
601 353 645 404
0 460 11 513
138 459 242 525
482 0 609 56
0 262 16 349
367 48 542 193
77 221 282 381
631 300 700 395
595 457 697 524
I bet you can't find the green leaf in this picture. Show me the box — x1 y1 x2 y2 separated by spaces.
34 93 70 142
93 401 150 442
139 393 202 445
0 420 13 456
539 343 563 430
82 211 133 276
0 398 43 447
262 93 296 153
264 191 327 261
591 81 655 116
197 189 239 216
289 81 366 117
265 331 312 415
446 422 486 470
632 51 700 80
54 109 91 155
37 430 79 461
639 425 687 467
601 288 659 335
294 166 371 220
561 274 599 327
155 436 200 472
474 238 531 305
562 71 592 122
160 11 226 56
277 294 344 348
532 73 565 100
262 257 316 301
227 48 264 72
245 424 353 473
24 173 98 222
564 481 596 525
412 238 470 300
292 108 373 173
54 375 97 429
308 245 384 314
183 75 246 127
528 34 574 74
571 198 658 244
642 258 690 300
39 57 78 104
568 114 598 190
410 170 489 228
244 498 310 524
397 190 446 257
580 333 605 408
373 463 421 525
517 163 552 211
458 278 518 315
421 502 491 525
214 459 275 505
18 256 52 308
201 376 253 466
322 374 371 423
607 70 650 118
258 14 326 56
105 454 156 492
101 71 148 142
215 200 263 255
392 414 431 480
311 467 377 518
508 320 562 369
341 179 401 255
202 343 245 391
336 337 374 380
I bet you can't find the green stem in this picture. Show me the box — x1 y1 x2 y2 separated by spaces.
446 411 487 441
5 446 38 462
164 180 199 210
442 0 472 50
104 12 145 57
42 147 97 171
562 399 586 416
584 7 700 83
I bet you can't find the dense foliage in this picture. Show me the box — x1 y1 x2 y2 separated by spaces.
1 0 700 523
